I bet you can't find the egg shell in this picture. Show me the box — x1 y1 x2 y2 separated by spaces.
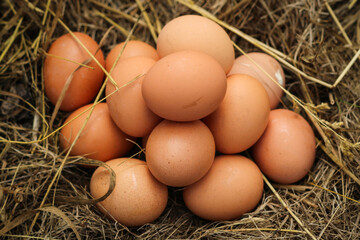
59 103 134 162
106 56 162 137
203 74 270 154
146 120 215 187
142 50 227 122
90 158 168 226
228 52 285 109
183 155 264 221
252 109 316 184
157 15 235 73
44 32 105 111
105 40 159 72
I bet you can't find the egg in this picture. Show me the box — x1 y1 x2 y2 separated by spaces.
157 15 234 73
90 158 168 226
252 109 316 184
203 74 270 154
183 155 263 221
106 56 162 137
105 40 159 71
228 52 285 109
59 103 134 162
44 32 105 111
146 120 215 187
142 50 227 121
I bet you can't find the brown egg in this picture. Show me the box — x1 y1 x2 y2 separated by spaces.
228 52 285 109
44 32 105 111
59 103 134 162
105 40 159 71
146 120 215 187
106 56 162 137
90 158 168 226
203 74 270 154
252 109 316 184
142 50 227 121
157 15 234 73
183 155 264 221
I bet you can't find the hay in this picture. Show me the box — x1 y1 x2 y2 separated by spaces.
1 0 359 239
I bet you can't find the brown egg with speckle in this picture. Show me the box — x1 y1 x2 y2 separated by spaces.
146 120 215 187
90 158 168 226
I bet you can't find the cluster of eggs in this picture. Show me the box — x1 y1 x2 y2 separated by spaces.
44 15 316 227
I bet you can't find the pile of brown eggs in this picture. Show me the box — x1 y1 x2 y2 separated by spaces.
44 15 316 227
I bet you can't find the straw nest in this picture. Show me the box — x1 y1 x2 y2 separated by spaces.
0 0 359 239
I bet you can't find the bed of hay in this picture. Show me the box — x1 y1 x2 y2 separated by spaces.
1 0 359 239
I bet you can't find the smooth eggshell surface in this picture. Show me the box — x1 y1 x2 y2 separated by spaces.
44 32 105 111
183 155 264 221
157 15 235 73
90 158 168 226
105 40 159 71
106 56 162 137
252 109 316 184
146 120 215 187
203 74 270 154
228 52 285 109
59 103 134 162
142 50 227 121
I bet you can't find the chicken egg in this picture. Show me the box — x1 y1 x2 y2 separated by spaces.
183 155 263 221
146 120 215 187
142 50 227 122
252 109 316 184
105 40 159 71
90 158 168 226
228 52 285 109
44 32 105 111
203 74 270 154
59 103 134 162
106 56 162 137
157 15 235 73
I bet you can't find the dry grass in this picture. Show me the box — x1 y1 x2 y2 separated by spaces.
1 0 360 239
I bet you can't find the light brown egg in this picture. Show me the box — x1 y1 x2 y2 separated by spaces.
228 52 285 109
105 40 159 71
106 56 162 137
90 158 168 226
142 50 227 121
183 155 264 221
203 74 270 154
157 15 235 73
59 103 134 162
252 109 316 184
146 120 215 187
44 32 105 111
